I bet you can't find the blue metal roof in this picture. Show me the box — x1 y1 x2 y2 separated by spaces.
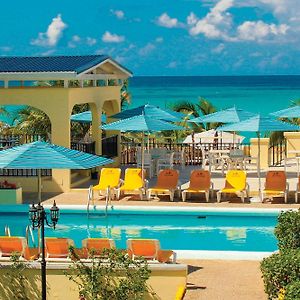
0 55 132 74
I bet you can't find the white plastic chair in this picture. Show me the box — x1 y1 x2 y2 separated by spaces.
156 152 174 175
136 152 154 178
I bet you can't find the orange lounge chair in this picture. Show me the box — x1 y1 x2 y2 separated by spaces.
263 171 288 203
182 170 213 202
116 168 146 200
45 237 74 260
127 239 176 263
89 168 121 202
82 238 115 258
0 236 38 261
217 170 249 203
146 169 180 201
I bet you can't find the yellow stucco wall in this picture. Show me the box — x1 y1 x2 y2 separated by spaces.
284 132 300 157
250 138 270 169
0 86 121 193
0 265 187 300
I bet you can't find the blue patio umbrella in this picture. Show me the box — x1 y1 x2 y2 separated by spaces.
109 104 184 122
70 111 107 123
188 107 257 146
217 115 300 201
0 105 26 126
102 114 185 178
270 106 300 118
189 107 256 124
0 141 113 201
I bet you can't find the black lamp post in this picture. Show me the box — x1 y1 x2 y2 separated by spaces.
29 201 59 300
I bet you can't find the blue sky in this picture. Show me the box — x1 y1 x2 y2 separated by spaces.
0 0 299 76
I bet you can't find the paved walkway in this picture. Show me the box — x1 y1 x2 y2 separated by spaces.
181 259 267 300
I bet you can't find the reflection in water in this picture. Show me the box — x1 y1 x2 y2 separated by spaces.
225 228 247 241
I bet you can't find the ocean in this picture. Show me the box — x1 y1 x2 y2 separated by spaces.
128 75 300 114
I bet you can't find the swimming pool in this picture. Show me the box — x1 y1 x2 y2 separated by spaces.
0 205 281 254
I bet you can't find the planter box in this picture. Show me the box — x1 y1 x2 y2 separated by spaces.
0 187 22 204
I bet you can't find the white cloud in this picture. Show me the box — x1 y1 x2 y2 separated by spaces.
0 46 11 52
187 12 198 26
31 14 67 47
86 37 97 46
167 61 177 68
139 43 156 56
110 9 125 19
72 35 81 42
102 31 125 43
155 37 164 43
41 49 56 56
212 43 225 53
237 20 289 41
156 13 181 28
188 0 234 39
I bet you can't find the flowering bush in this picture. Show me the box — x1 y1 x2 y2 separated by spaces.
0 180 17 189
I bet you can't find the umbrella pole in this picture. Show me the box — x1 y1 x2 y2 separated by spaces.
37 169 42 203
142 132 145 182
258 132 262 202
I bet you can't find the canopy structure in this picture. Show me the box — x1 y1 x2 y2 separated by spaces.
0 141 113 201
270 106 300 118
70 111 107 124
110 104 184 122
183 129 245 144
189 107 256 124
218 115 300 201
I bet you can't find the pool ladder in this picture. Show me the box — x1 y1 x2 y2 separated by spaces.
4 225 38 248
87 185 111 217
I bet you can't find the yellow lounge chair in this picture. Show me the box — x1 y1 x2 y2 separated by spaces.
146 169 180 201
89 168 121 202
217 170 249 203
127 238 176 263
116 168 146 200
82 238 115 258
182 170 213 202
0 236 38 261
263 171 288 203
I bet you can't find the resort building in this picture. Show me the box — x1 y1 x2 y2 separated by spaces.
0 55 132 193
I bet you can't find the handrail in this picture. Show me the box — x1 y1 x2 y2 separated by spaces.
87 185 95 216
4 225 11 236
26 225 36 248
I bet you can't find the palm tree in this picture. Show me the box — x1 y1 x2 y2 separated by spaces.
269 99 300 145
13 106 51 138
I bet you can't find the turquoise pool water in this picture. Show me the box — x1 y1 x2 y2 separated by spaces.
0 207 278 252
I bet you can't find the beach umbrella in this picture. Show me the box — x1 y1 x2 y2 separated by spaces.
0 141 113 202
109 104 184 122
217 115 300 201
188 107 256 146
270 106 300 118
102 114 185 179
70 111 107 123
188 107 256 124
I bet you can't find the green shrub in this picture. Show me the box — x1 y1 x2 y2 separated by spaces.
275 210 300 251
260 250 300 299
66 247 152 300
285 280 300 300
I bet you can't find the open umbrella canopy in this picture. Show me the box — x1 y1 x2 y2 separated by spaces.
101 114 185 132
270 106 300 118
189 107 256 124
217 115 300 132
70 111 107 124
0 141 113 169
109 104 183 122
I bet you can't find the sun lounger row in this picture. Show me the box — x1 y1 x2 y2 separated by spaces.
0 237 176 263
91 168 296 203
